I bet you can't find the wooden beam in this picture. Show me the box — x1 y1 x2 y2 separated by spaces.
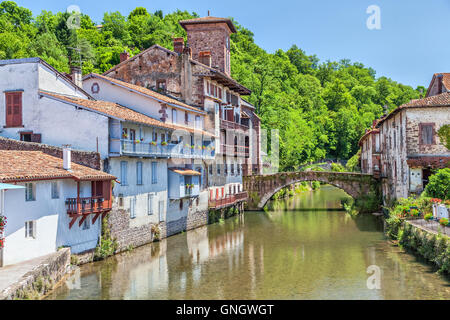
78 215 87 227
92 212 101 224
69 216 78 229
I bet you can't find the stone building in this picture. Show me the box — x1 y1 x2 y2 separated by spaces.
101 16 262 210
360 74 450 203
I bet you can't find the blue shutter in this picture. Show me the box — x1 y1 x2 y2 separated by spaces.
120 161 128 185
136 162 143 185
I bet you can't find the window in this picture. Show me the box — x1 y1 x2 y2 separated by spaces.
82 218 90 230
195 115 201 129
172 109 177 124
224 163 228 176
136 161 143 185
5 91 22 127
209 164 213 175
151 162 157 184
51 181 59 199
20 132 32 142
420 123 434 145
130 197 136 219
25 183 35 201
231 163 235 175
25 221 36 238
158 200 164 222
148 194 154 215
180 200 183 210
156 79 166 92
120 161 128 186
237 163 241 175
217 164 221 175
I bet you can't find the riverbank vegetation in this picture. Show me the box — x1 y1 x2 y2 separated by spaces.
272 181 321 200
0 1 424 169
384 175 450 274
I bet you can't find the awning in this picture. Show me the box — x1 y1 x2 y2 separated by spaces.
169 168 201 176
0 183 25 190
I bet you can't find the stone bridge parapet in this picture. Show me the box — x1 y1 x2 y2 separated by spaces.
243 171 381 211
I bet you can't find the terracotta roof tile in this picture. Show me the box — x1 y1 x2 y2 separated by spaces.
376 92 450 127
169 168 201 176
179 16 237 33
86 73 205 114
0 151 116 182
39 90 215 138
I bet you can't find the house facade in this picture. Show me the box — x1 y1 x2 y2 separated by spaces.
360 76 450 203
0 150 115 266
101 16 261 211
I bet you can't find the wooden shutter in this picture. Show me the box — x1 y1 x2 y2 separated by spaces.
5 92 22 127
421 124 433 144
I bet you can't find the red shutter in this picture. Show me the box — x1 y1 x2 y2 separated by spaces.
5 92 22 127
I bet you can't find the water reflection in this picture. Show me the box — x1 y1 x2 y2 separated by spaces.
46 186 450 300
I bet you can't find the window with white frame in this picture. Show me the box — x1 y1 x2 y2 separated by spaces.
136 161 143 185
130 196 136 219
172 109 177 124
51 181 59 199
148 194 154 215
120 161 128 186
158 200 165 222
25 183 35 201
151 162 158 184
195 115 201 129
25 221 36 238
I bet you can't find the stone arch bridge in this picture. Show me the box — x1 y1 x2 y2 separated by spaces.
243 171 381 211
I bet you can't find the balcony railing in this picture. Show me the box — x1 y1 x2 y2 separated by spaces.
66 196 111 215
119 140 215 159
220 144 248 157
208 191 248 209
220 119 249 132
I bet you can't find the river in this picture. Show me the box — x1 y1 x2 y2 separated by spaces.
46 186 450 300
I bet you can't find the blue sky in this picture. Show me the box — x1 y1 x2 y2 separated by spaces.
15 0 450 88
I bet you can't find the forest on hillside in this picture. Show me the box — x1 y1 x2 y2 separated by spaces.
0 1 425 170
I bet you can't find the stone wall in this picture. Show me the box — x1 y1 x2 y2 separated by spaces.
160 209 208 239
0 137 101 170
107 203 209 253
0 248 71 300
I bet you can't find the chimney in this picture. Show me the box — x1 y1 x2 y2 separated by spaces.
62 145 72 171
199 51 212 67
70 66 82 88
173 37 185 54
437 74 444 94
120 50 130 63
183 45 192 59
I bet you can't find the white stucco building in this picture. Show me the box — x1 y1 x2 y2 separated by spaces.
0 150 115 267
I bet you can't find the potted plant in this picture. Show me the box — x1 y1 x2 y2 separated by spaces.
151 141 157 146
439 217 449 227
424 213 433 221
0 215 6 231
161 141 168 146
122 133 128 139
0 237 4 249
135 139 140 144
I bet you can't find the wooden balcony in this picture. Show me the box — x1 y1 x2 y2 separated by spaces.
66 196 112 229
208 191 248 209
220 119 249 132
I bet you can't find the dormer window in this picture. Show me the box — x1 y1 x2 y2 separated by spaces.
156 79 166 92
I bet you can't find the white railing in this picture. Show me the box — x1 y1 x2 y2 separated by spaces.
119 140 215 159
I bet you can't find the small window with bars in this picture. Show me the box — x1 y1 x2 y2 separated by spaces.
25 221 36 238
51 181 59 199
25 183 35 201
